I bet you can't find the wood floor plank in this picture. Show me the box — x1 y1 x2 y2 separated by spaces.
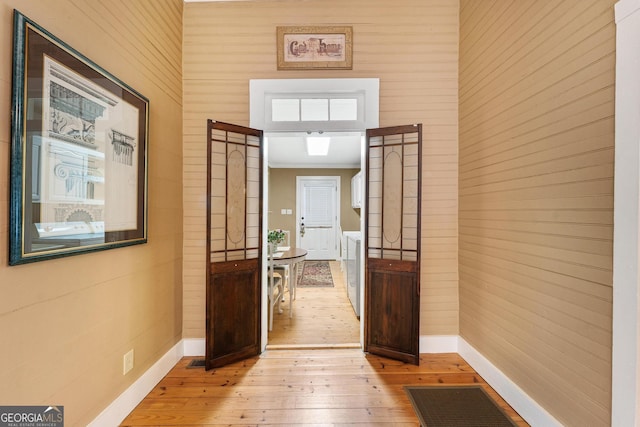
161 359 473 382
155 372 483 388
129 395 411 411
123 407 417 425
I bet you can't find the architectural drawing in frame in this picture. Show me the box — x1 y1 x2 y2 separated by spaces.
9 10 149 265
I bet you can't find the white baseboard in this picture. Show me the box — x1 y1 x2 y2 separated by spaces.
183 338 205 356
420 334 458 353
458 338 562 427
88 340 184 427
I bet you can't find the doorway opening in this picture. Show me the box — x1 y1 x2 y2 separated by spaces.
265 145 362 349
251 78 379 350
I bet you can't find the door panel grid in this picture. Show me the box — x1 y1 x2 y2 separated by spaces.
367 130 420 262
209 128 261 262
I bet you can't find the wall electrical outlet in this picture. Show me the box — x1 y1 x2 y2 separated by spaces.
123 349 134 375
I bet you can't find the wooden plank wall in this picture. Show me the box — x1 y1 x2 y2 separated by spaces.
458 1 615 425
183 0 460 339
0 1 183 425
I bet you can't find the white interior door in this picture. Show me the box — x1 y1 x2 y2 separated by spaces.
296 177 340 260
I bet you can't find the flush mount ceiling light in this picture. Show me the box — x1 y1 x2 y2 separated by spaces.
306 136 330 156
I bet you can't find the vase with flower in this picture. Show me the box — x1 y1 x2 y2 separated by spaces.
267 229 286 254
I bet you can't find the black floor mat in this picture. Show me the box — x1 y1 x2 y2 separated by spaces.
404 385 518 427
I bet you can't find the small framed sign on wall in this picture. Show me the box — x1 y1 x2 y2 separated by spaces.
276 26 353 70
9 10 149 265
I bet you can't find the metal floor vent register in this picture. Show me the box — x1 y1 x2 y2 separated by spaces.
186 359 206 369
404 385 518 427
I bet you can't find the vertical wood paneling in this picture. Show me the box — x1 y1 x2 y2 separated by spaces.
0 1 183 425
183 0 460 338
459 1 615 425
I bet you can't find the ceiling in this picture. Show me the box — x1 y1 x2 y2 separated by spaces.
267 132 362 169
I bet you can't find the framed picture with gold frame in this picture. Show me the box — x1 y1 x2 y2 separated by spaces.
276 26 353 70
9 10 149 265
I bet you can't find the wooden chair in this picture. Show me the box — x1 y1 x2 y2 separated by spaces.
267 251 284 331
274 230 296 305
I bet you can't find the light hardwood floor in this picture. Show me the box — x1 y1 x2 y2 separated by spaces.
121 350 528 426
121 261 529 425
268 261 360 347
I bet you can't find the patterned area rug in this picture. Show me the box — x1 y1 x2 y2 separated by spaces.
297 261 334 287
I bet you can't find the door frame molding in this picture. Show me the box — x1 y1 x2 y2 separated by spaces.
251 79 379 351
613 2 640 424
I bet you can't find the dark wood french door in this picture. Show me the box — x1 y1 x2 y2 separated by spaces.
205 120 263 369
365 124 422 365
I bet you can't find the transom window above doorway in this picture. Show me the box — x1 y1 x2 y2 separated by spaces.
266 92 364 131
270 95 359 122
250 78 379 132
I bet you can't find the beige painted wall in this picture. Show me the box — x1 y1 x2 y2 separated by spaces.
268 168 361 246
459 1 615 425
0 1 183 425
183 0 460 339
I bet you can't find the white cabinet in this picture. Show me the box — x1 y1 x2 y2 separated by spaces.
343 231 361 318
351 171 362 208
